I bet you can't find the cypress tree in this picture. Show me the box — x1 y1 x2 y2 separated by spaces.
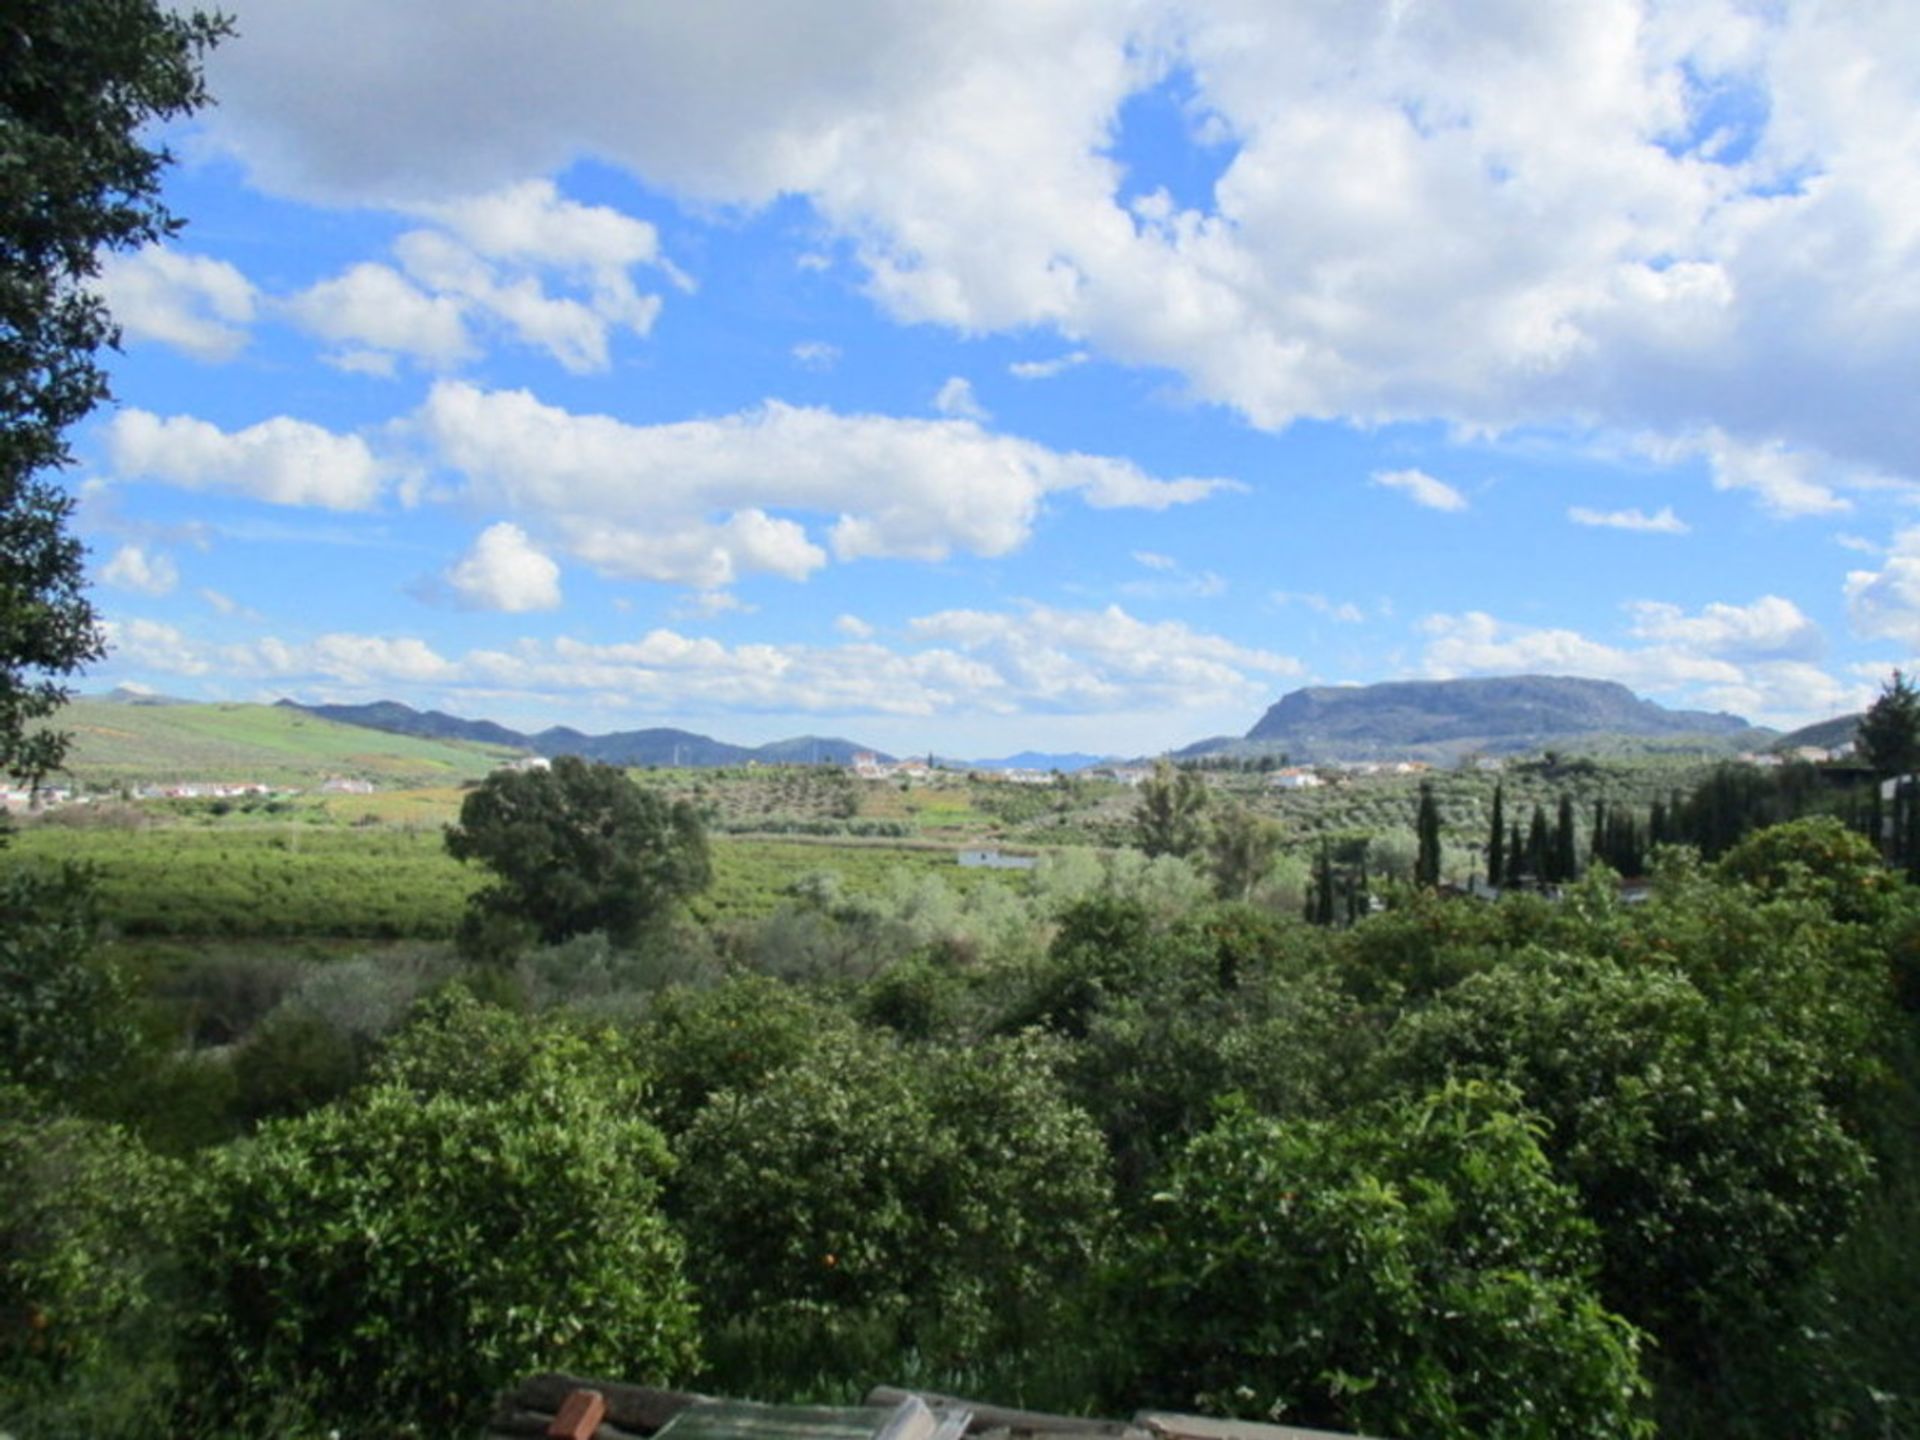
1554 794 1579 883
1507 821 1526 886
1525 805 1549 884
1487 783 1506 888
1415 782 1442 888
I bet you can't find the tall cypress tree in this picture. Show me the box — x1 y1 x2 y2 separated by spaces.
1507 821 1526 886
1525 804 1549 884
1554 794 1579 883
1487 783 1506 888
1415 782 1442 888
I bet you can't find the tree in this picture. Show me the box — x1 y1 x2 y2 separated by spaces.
1207 799 1278 902
1123 1085 1653 1439
1415 781 1442 887
1131 758 1209 859
1487 782 1506 887
2 2 229 789
444 756 711 952
1857 669 1920 778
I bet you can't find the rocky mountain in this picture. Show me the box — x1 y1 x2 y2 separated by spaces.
1229 675 1761 762
1772 713 1862 753
284 700 883 768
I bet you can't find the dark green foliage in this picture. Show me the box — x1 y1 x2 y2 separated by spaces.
0 1089 183 1430
1122 1084 1653 1439
446 755 712 951
676 1029 1112 1378
176 1072 697 1436
1206 798 1277 901
1414 780 1441 887
1131 758 1209 858
2 1 229 788
0 864 136 1100
1858 669 1920 777
1487 781 1505 884
1377 934 1878 1360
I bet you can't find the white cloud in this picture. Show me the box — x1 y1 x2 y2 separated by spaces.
1419 600 1857 727
198 587 264 621
1371 468 1467 512
933 376 988 420
106 409 387 510
1569 504 1689 534
835 614 876 639
285 262 473 369
1010 351 1089 379
100 545 179 596
1624 595 1822 660
791 340 841 370
1637 429 1859 518
94 246 257 361
1846 526 1920 647
1132 550 1177 571
286 180 670 374
413 380 1232 585
444 522 562 612
196 3 1920 507
1274 591 1367 624
97 602 1296 723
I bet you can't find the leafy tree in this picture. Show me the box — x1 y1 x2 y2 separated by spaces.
1131 758 1209 859
675 1029 1111 1370
176 1077 696 1436
0 865 136 1102
2 1 229 789
1858 669 1920 777
1 1088 183 1429
444 755 711 953
1206 798 1278 902
1123 1084 1653 1439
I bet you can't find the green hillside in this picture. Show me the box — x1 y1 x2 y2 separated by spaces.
38 700 522 787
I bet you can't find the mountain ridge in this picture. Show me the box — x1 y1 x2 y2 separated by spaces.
282 699 888 768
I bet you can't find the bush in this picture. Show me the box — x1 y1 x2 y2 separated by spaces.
176 1078 697 1437
0 1088 184 1433
1121 1084 1653 1439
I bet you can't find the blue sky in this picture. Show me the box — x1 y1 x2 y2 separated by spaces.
72 1 1920 755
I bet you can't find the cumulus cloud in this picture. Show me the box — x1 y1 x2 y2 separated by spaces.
1846 526 1920 647
96 602 1295 723
1010 351 1089 379
1569 505 1689 534
285 262 473 369
195 3 1920 506
444 522 562 612
106 409 388 510
1419 600 1858 727
1371 468 1467 512
286 180 669 373
94 246 257 361
412 381 1232 585
100 544 179 596
933 376 988 420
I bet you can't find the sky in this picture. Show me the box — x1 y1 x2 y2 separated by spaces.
68 0 1920 757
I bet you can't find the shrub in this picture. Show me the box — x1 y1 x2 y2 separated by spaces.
1121 1084 1653 1439
176 1079 697 1437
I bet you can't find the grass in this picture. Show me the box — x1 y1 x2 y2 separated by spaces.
42 700 522 787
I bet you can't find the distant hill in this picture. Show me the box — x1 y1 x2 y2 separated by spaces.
1229 675 1762 763
46 699 523 786
1773 713 1862 752
289 700 884 768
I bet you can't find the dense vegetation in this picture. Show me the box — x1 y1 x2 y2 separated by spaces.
4 775 1917 1438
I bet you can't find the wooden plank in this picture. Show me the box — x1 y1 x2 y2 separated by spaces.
1136 1411 1384 1440
551 1390 611 1440
866 1389 1144 1440
508 1375 708 1434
